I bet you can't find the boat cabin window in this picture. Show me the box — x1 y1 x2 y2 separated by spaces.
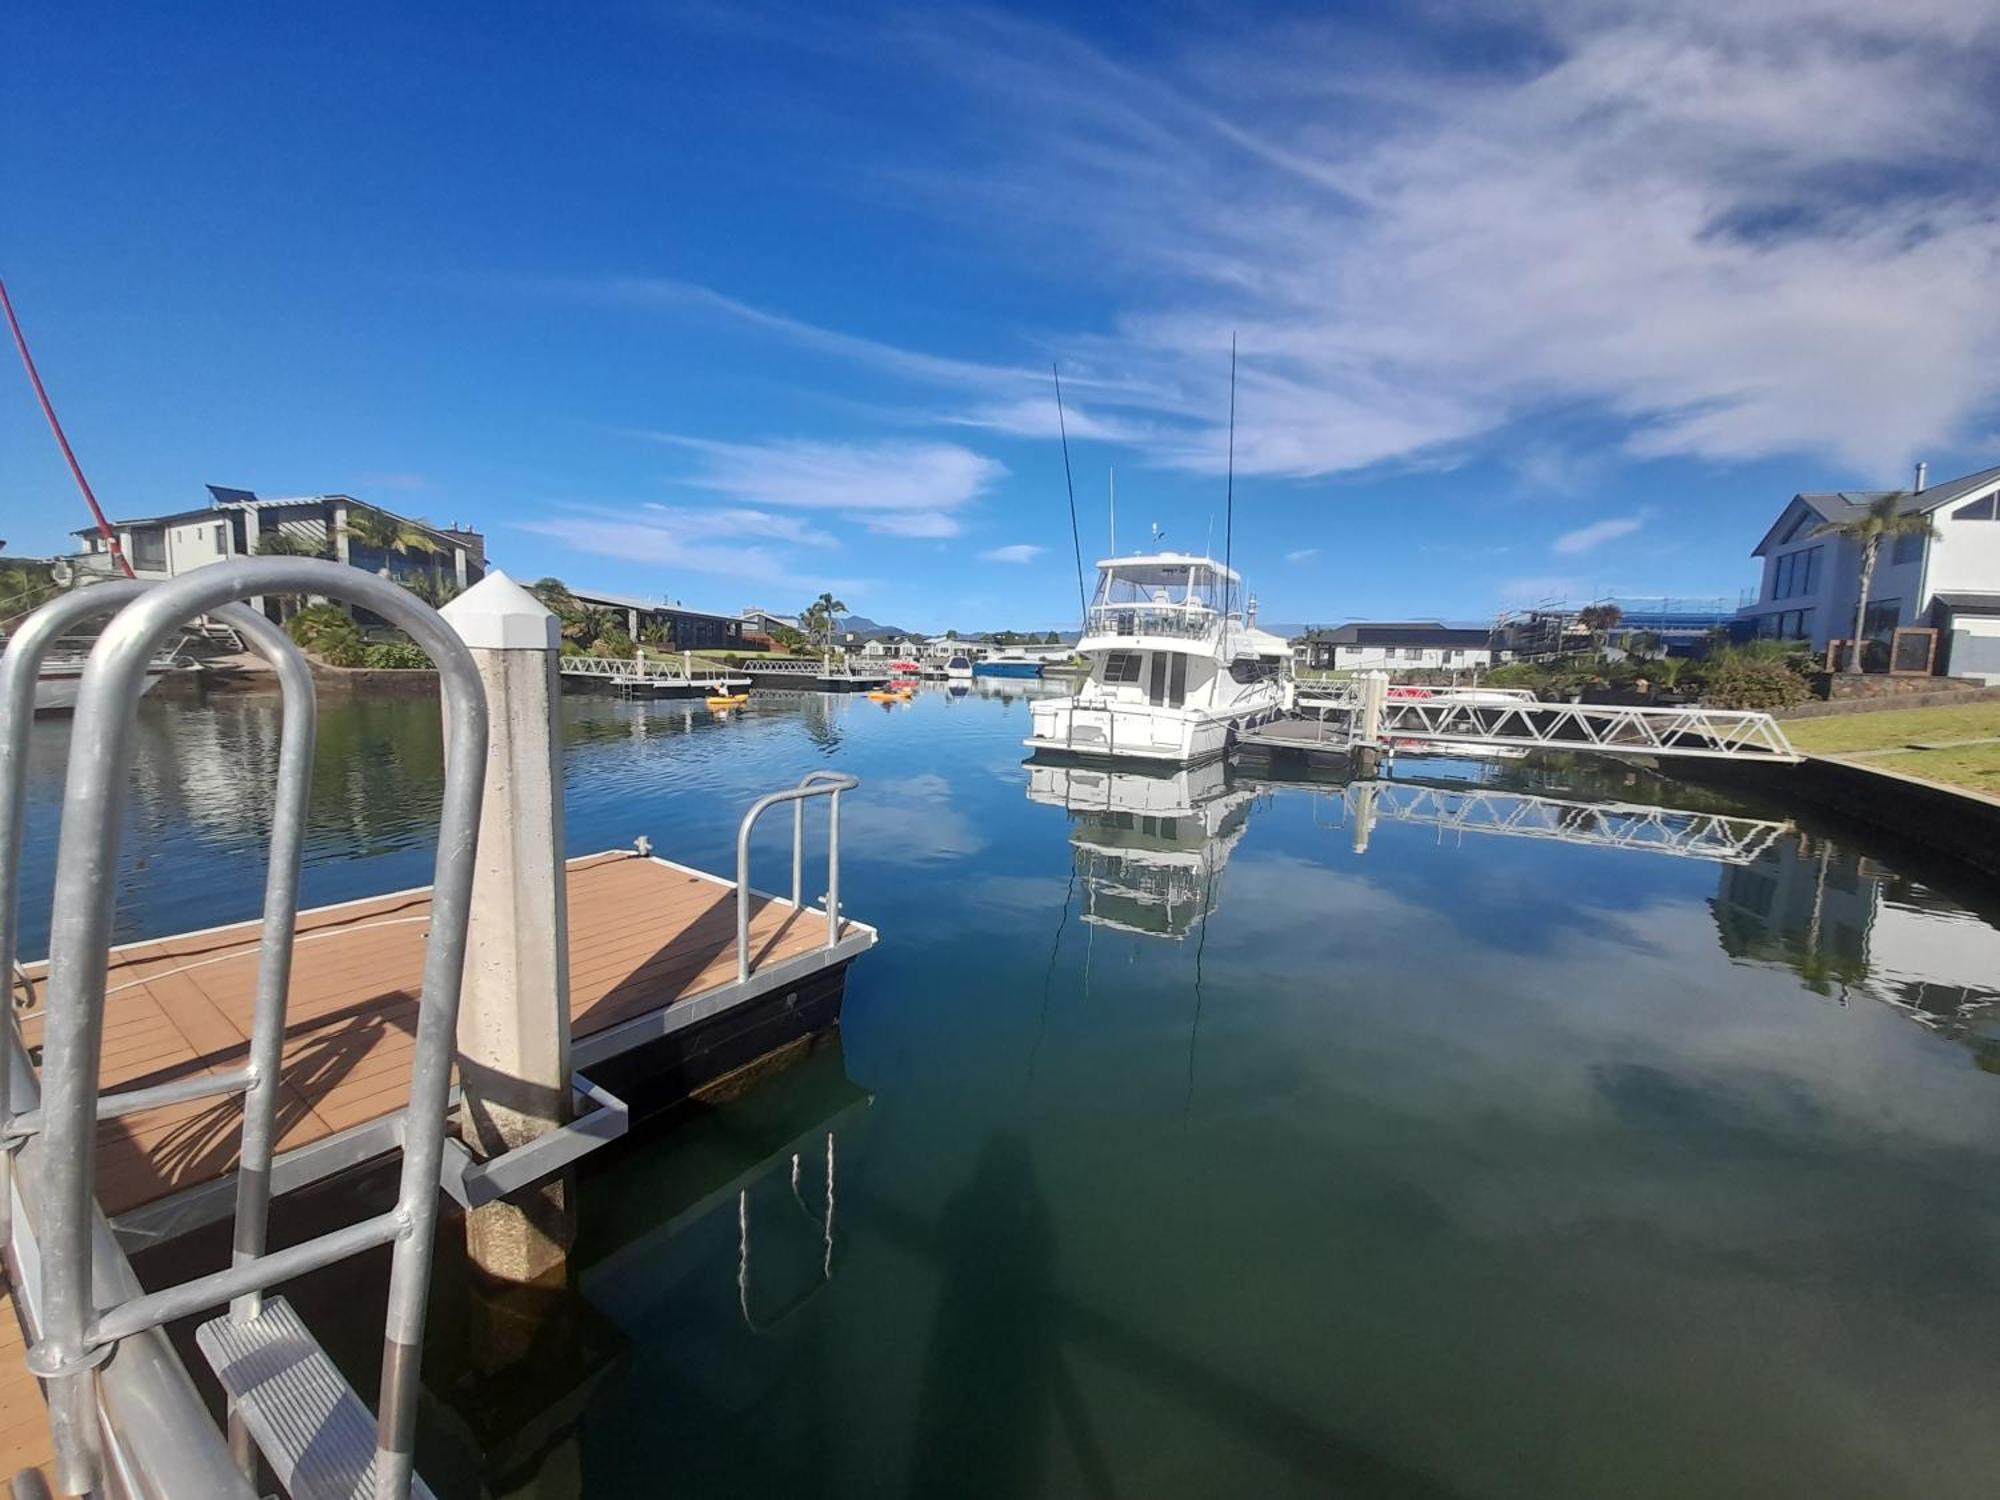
1101 651 1143 684
1093 563 1224 614
1147 652 1188 707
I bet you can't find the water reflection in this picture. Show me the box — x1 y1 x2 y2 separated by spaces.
1025 762 1262 939
1714 834 2000 1064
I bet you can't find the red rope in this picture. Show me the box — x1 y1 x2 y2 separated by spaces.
0 276 134 578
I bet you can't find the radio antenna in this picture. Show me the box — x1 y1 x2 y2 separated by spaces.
1223 332 1237 648
1053 363 1087 622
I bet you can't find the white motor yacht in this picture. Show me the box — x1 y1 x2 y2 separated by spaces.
943 654 974 681
1025 553 1288 764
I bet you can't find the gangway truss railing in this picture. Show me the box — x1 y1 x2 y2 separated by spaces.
1290 683 1799 763
4 558 488 1500
1334 782 1792 864
556 653 746 684
735 771 859 984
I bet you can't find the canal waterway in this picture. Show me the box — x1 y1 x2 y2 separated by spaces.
18 683 2000 1498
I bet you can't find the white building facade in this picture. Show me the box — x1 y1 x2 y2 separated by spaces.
1297 623 1496 673
1738 463 2000 681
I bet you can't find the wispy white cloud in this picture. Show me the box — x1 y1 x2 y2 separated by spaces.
638 502 839 547
510 505 867 595
1284 546 1320 563
635 433 1007 539
980 543 1045 563
641 1 2000 481
946 398 1154 443
1554 514 1645 555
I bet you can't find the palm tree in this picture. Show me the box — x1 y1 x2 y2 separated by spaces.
638 619 674 657
254 532 332 559
341 506 441 581
568 604 620 649
1813 491 1935 672
800 592 848 659
1577 602 1623 653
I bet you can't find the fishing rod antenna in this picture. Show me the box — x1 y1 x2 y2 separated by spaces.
1053 363 1088 623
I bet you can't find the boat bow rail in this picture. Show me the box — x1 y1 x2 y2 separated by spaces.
3 559 486 1500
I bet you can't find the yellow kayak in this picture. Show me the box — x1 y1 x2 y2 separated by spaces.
706 694 749 708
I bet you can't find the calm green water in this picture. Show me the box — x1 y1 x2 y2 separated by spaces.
22 684 2000 1498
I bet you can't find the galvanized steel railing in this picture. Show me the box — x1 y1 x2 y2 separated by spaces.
6 559 488 1500
734 771 858 984
2 580 269 1500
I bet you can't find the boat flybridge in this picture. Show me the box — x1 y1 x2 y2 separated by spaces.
1026 553 1290 764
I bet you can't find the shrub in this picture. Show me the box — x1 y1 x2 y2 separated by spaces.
286 603 359 652
1701 655 1810 710
314 633 369 669
362 641 432 670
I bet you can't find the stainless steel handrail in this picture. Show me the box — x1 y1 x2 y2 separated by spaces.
24 558 488 1500
0 581 265 1500
734 771 859 984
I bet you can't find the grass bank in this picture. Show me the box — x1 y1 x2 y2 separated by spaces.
1783 702 2000 798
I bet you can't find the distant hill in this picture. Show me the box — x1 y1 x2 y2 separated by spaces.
834 614 911 640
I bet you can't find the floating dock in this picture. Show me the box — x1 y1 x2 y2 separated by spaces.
13 851 876 1244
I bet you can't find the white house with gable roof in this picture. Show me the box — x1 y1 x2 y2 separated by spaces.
1737 462 2000 681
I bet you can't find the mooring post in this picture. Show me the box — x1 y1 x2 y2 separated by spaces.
440 572 575 1288
1353 670 1387 776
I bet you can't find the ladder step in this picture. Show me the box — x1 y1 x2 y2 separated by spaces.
195 1297 436 1500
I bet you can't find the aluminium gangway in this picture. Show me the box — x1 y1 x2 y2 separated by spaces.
1261 682 1802 764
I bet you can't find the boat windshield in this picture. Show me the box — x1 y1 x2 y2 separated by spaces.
1092 563 1223 613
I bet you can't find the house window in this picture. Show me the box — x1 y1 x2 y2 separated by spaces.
213 524 228 554
1862 600 1901 638
1891 532 1923 566
1953 493 1999 521
1773 545 1821 600
1102 651 1142 684
129 530 167 571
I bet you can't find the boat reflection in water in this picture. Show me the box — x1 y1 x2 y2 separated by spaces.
1026 754 1800 942
1025 760 1263 940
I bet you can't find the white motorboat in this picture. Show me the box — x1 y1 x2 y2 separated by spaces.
1025 553 1289 764
32 656 175 713
944 654 974 681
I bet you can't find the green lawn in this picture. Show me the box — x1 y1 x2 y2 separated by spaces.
1783 701 2000 797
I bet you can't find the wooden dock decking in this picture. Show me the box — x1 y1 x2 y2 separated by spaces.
16 851 857 1222
1 1285 54 1491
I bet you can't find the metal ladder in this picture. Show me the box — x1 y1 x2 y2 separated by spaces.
2 558 490 1499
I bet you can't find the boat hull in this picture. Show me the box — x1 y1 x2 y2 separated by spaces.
1023 694 1281 766
973 661 1043 679
35 668 167 714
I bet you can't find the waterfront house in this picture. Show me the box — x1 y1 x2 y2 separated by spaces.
65 486 485 625
739 606 799 637
67 485 485 593
1736 463 2000 679
568 587 745 651
1296 622 1495 672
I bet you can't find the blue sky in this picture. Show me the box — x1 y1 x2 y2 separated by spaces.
5 1 1999 633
